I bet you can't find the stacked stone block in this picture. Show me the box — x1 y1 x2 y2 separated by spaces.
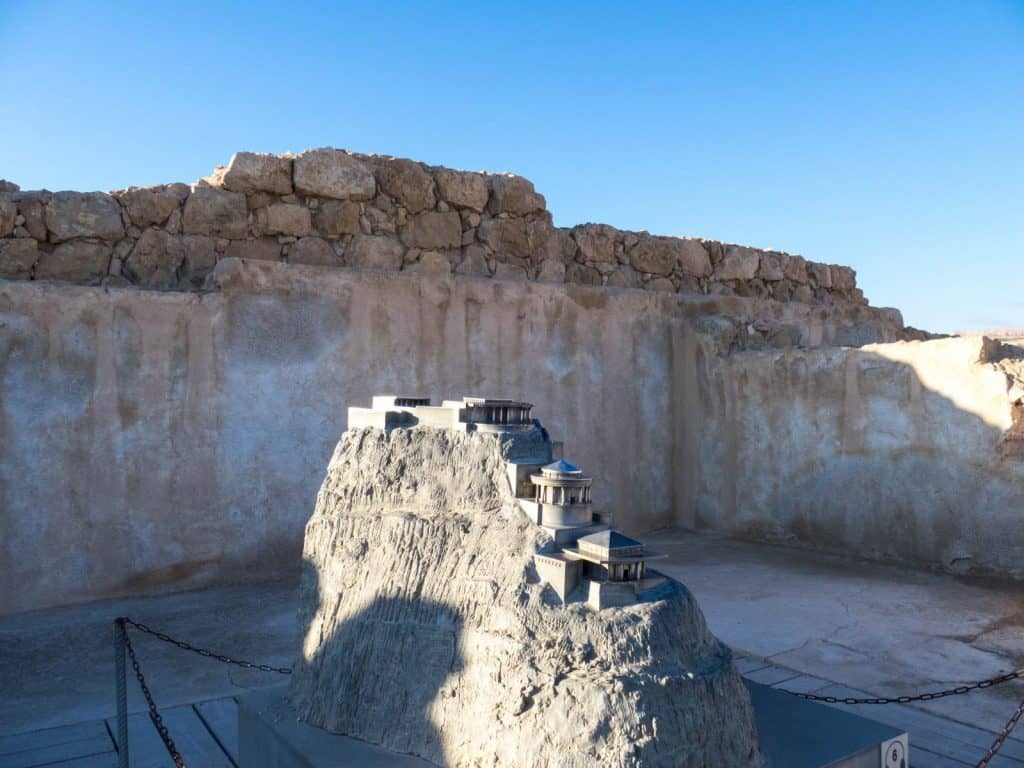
0 148 866 309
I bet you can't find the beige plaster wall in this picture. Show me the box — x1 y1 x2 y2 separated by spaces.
0 260 1016 614
694 337 1024 577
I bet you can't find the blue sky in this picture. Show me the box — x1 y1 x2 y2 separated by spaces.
1 1 1021 333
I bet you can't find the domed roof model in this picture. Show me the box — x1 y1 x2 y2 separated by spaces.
540 459 582 477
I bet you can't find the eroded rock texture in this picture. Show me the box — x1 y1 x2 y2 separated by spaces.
288 426 761 767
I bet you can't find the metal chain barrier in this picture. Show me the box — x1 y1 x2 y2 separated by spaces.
122 617 292 675
114 615 1024 766
113 617 292 766
117 618 186 767
976 697 1024 768
775 662 1024 766
781 667 1024 705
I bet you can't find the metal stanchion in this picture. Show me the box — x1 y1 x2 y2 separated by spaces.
114 618 130 768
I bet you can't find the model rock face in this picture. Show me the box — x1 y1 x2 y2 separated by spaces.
288 417 762 767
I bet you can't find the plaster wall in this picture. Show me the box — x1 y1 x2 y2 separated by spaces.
0 261 1017 614
0 261 701 613
695 337 1024 577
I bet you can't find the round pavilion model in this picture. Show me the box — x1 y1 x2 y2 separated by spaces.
530 459 593 527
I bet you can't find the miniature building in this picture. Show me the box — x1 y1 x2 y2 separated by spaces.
347 393 665 611
441 397 534 432
530 459 593 527
563 530 663 582
347 395 535 434
372 395 432 409
347 395 431 431
563 530 668 609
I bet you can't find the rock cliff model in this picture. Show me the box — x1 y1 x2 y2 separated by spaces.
288 397 761 767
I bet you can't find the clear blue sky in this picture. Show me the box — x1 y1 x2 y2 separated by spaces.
1 1 1021 333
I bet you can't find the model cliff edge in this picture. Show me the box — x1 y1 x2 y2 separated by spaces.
288 396 762 767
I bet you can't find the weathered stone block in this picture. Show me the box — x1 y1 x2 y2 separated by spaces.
182 187 248 239
401 212 461 250
123 229 185 289
455 244 490 276
479 218 530 261
0 237 39 279
118 185 186 228
792 284 815 303
488 175 545 215
404 251 451 275
758 253 784 282
264 203 312 237
0 199 16 237
36 240 111 282
781 254 808 283
631 235 712 277
45 191 125 242
14 193 48 241
772 279 794 301
314 201 361 238
346 234 404 270
646 276 676 292
535 227 576 265
375 159 435 214
293 149 375 201
209 152 293 195
363 206 396 235
565 262 601 285
807 262 833 289
572 223 618 264
831 265 856 291
535 258 566 283
434 169 488 212
180 235 218 288
225 238 281 262
714 245 760 281
493 261 528 280
288 237 338 267
606 264 637 288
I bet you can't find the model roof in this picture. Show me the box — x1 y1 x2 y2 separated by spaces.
542 459 581 475
578 529 644 551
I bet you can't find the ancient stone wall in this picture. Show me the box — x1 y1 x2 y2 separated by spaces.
2 147 965 616
0 148 869 311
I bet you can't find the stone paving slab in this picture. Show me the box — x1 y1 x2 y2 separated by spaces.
653 529 1024 737
0 581 296 738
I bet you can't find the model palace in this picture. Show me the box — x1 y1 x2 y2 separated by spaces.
348 395 667 609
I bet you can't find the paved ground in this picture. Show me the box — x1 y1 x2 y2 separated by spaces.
4 530 1024 766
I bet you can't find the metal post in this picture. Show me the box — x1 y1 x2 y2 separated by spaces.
114 618 130 768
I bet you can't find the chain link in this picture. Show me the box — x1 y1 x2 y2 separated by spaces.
782 668 1024 705
123 617 292 675
117 619 186 768
976 697 1024 767
119 616 1024 766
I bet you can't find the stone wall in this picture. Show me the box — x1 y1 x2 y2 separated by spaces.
0 148 870 311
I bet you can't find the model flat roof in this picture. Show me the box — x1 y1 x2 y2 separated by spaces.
460 397 533 407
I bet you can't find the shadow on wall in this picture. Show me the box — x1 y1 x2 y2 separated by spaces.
694 339 1024 579
287 558 461 766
